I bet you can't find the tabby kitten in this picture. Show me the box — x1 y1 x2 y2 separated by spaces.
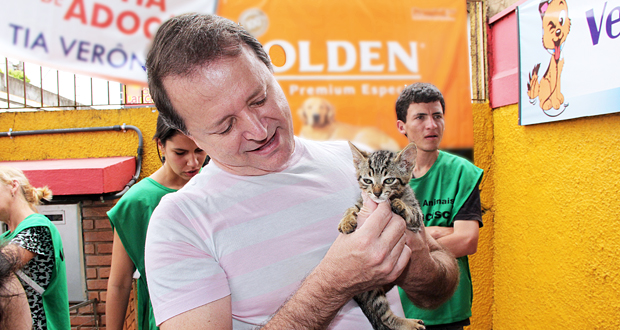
338 142 425 330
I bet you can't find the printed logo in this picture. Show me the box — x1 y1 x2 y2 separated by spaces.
526 0 571 117
239 8 269 38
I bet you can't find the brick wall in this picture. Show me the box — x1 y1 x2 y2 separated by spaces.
71 199 136 330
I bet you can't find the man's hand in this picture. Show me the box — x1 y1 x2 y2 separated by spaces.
320 196 412 296
262 196 413 329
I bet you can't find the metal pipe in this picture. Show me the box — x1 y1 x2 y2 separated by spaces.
5 59 10 109
0 125 143 200
22 62 26 108
40 66 44 108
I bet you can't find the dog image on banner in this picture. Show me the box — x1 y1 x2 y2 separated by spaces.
526 0 571 116
297 97 401 152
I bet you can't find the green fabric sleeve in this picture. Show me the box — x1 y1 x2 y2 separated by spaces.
107 177 175 330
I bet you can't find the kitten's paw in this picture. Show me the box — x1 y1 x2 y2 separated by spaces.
407 208 424 233
339 207 359 234
338 218 357 234
407 223 421 233
406 318 425 330
392 317 425 330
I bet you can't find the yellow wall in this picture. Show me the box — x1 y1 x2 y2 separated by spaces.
0 107 161 179
6 102 619 329
469 102 495 329
474 102 620 329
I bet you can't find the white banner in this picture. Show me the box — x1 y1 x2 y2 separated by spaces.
518 0 620 125
0 0 217 85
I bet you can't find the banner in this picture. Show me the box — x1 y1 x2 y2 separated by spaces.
2 0 472 149
219 0 472 149
518 0 620 125
0 0 217 85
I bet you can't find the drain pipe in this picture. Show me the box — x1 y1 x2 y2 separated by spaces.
0 124 143 200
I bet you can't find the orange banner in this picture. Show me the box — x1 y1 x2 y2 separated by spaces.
218 0 472 150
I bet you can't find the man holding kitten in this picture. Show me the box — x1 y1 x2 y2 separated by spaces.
144 13 459 329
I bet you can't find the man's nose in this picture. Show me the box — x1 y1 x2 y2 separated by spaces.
426 118 438 129
241 108 268 141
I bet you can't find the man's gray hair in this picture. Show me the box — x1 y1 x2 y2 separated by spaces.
146 13 273 134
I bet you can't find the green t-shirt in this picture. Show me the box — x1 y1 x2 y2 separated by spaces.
107 177 176 330
1 213 70 330
399 151 483 326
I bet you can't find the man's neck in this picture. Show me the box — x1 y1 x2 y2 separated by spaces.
413 149 440 179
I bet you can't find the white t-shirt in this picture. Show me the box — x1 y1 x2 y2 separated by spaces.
145 137 404 328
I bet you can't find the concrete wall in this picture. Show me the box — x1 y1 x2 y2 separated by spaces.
0 107 159 174
472 101 620 329
0 107 160 329
493 105 620 328
0 72 90 109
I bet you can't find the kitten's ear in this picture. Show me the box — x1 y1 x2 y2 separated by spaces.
349 142 368 167
395 143 417 174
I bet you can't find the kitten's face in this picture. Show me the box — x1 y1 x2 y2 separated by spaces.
350 143 417 203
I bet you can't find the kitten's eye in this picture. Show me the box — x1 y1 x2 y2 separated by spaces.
384 178 396 184
362 178 373 184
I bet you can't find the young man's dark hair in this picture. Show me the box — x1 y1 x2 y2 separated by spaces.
395 82 446 122
146 13 273 135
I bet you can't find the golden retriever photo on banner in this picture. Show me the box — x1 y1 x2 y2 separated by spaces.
297 97 400 152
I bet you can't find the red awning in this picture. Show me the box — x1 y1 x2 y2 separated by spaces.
0 157 136 195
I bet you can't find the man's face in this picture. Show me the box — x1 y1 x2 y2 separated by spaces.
163 46 295 176
396 101 445 153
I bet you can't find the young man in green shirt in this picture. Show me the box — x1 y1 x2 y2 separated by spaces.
395 83 484 329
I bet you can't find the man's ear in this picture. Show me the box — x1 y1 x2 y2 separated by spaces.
396 120 407 136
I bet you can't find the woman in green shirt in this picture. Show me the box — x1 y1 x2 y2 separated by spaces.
0 166 70 330
106 116 208 330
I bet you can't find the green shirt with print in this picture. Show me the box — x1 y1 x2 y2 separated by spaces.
399 151 483 326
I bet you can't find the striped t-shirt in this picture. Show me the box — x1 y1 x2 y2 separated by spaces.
145 137 404 328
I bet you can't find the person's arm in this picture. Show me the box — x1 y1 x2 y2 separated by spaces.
157 200 411 330
160 296 232 330
1 273 32 330
427 221 479 258
394 226 460 310
261 200 411 329
3 244 35 267
425 185 482 258
106 230 136 330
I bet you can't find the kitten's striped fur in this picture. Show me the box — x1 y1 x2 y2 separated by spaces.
339 142 425 330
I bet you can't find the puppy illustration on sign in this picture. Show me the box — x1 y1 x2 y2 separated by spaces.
297 97 401 152
526 0 571 117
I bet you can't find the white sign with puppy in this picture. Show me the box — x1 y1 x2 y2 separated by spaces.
519 0 620 125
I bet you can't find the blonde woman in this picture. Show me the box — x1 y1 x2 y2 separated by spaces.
0 166 70 330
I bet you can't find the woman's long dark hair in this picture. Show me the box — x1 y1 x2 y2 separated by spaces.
153 115 181 164
153 114 210 166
